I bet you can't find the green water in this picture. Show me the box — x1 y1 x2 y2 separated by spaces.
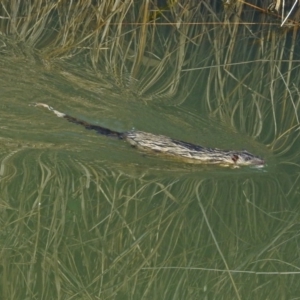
1 41 300 300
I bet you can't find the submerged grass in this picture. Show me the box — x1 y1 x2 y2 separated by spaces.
1 0 299 160
1 0 300 299
189 2 300 165
1 150 300 298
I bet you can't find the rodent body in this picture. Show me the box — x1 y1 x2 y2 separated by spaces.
33 103 265 168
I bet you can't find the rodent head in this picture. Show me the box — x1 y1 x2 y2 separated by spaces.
229 150 265 168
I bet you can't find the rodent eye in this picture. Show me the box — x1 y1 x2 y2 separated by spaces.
231 154 239 163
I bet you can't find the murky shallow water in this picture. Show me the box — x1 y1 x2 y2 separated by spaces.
1 46 299 299
0 51 271 172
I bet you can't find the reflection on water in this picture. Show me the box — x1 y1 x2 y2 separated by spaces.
1 45 300 300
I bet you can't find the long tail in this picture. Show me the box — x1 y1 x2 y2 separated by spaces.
32 103 123 138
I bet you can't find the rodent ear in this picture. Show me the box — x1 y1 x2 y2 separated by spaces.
231 154 239 163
